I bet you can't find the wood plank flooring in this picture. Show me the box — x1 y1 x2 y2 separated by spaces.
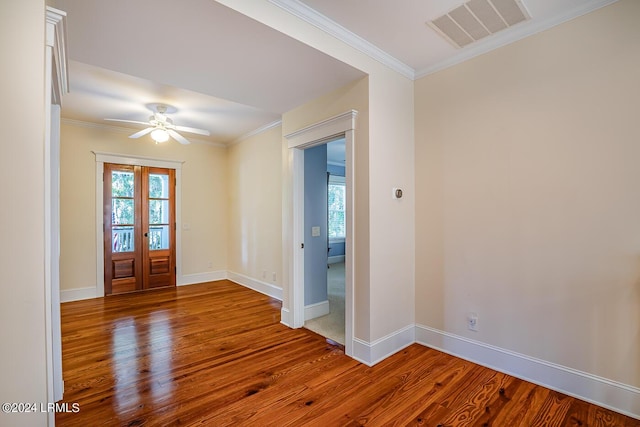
56 280 639 426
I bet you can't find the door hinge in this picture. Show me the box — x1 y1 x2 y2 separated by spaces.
301 243 304 249
174 222 177 230
175 267 177 274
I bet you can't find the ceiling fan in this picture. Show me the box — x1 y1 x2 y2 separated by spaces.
105 103 210 144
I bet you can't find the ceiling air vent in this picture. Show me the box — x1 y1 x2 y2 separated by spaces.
427 0 530 48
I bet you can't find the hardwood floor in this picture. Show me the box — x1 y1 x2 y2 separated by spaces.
57 281 638 426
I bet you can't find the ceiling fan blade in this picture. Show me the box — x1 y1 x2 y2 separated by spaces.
174 125 210 136
129 127 154 139
168 129 191 145
105 118 150 126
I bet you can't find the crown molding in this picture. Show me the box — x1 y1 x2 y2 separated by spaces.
61 118 227 147
269 0 415 80
46 7 69 105
416 0 619 79
229 119 282 146
270 0 618 82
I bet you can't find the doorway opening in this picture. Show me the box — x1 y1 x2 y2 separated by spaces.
284 110 357 357
303 139 346 345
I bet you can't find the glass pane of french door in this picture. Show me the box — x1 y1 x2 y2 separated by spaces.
111 170 136 252
148 173 170 250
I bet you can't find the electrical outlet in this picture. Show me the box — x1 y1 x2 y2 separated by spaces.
207 261 212 269
467 313 478 332
272 272 276 281
262 270 266 279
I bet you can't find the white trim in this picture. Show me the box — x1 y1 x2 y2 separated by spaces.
179 271 227 286
94 161 104 297
47 7 69 105
416 0 619 78
269 0 414 80
351 325 415 367
304 300 330 320
62 118 227 147
285 110 358 149
329 174 345 184
415 324 640 420
93 151 185 168
327 160 346 168
292 148 306 328
230 119 282 145
281 308 291 327
45 6 68 412
284 110 357 358
227 271 283 301
328 255 345 264
60 287 99 303
94 152 184 297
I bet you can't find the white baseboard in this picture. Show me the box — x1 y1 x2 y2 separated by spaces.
305 300 329 320
281 308 291 327
227 271 283 301
352 324 415 367
60 286 98 302
178 270 227 286
415 324 640 420
328 255 345 264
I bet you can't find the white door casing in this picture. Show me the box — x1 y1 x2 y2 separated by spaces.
45 6 68 425
283 110 357 357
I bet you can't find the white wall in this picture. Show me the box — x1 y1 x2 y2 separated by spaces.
415 0 640 389
0 1 49 425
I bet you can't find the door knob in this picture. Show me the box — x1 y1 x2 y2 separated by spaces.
144 232 148 237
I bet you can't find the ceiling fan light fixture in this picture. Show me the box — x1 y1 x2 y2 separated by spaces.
150 128 170 143
105 103 207 145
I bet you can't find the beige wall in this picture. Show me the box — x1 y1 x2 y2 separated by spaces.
60 123 228 291
367 70 415 340
0 1 49 425
227 124 283 286
415 0 640 387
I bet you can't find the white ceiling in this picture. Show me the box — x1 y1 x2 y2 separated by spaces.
280 0 616 77
53 0 616 145
52 0 365 144
63 60 282 144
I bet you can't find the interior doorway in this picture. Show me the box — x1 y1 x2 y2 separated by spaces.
103 163 176 295
284 110 357 357
304 138 346 345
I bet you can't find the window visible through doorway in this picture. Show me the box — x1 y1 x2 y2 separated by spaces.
328 175 346 241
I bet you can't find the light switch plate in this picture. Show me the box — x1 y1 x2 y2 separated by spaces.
311 226 321 237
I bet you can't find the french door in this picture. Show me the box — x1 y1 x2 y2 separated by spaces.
104 163 176 295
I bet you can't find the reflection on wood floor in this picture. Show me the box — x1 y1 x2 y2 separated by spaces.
57 280 638 426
